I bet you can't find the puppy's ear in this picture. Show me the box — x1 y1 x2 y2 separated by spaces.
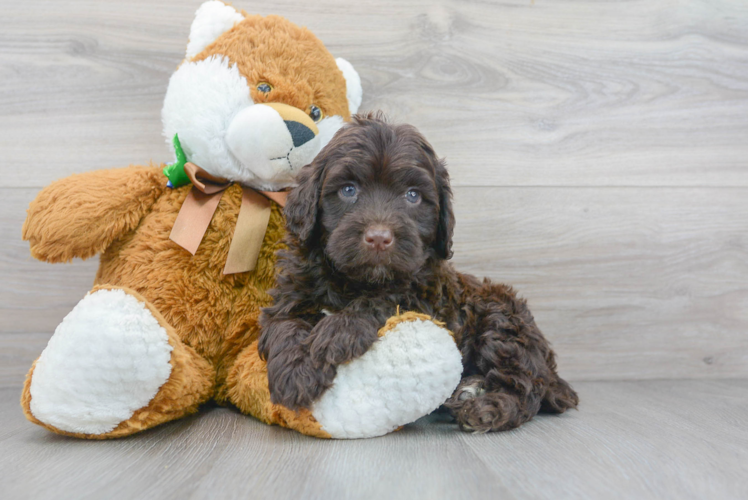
285 160 325 246
434 159 455 260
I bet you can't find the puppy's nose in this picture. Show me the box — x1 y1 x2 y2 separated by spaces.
363 225 394 251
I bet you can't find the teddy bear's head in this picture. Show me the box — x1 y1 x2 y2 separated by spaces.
162 1 362 191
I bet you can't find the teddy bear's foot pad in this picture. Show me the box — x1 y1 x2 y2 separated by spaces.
311 315 463 439
27 289 173 435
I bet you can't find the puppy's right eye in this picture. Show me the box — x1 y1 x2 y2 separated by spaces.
339 184 357 199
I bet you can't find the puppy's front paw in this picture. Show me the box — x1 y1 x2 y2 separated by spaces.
306 313 379 366
266 351 335 410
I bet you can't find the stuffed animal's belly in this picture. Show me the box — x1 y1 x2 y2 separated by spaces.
95 184 286 365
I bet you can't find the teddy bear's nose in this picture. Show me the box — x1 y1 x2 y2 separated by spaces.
225 102 322 183
263 102 318 136
284 120 315 147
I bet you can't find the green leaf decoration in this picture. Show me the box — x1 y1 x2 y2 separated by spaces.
163 134 191 188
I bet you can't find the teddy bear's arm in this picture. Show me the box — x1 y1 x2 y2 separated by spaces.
22 166 166 263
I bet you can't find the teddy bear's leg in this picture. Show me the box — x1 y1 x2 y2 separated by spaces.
228 312 463 439
310 312 463 438
21 286 215 439
227 341 331 438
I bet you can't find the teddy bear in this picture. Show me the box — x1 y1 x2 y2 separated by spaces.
19 1 463 440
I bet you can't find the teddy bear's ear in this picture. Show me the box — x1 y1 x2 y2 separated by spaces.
185 1 245 60
336 58 363 115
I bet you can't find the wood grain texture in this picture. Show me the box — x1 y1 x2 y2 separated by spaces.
1 0 748 188
450 186 748 380
0 189 98 335
0 333 48 390
1 380 746 500
2 2 748 495
3 185 746 380
0 0 746 398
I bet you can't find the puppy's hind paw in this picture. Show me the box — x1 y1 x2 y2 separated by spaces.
448 375 486 403
446 378 523 433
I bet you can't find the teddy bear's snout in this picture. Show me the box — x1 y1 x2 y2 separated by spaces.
225 102 321 182
285 120 316 147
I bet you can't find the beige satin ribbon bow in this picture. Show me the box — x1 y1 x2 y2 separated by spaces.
169 162 288 274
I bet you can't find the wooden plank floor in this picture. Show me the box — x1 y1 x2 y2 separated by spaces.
1 380 746 500
2 0 747 381
2 1 748 498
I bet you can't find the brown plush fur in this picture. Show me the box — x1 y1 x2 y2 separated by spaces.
21 170 307 437
22 166 166 263
20 11 351 439
259 115 579 432
195 14 350 121
226 341 331 438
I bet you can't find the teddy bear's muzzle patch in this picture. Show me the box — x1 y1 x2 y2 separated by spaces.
225 102 321 183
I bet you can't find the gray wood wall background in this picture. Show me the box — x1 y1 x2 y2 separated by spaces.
2 0 747 387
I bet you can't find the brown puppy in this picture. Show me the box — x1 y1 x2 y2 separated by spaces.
259 113 578 432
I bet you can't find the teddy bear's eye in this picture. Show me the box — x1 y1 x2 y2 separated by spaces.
309 105 323 122
257 83 273 93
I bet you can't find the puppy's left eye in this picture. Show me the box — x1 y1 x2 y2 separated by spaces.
340 184 357 199
405 189 421 204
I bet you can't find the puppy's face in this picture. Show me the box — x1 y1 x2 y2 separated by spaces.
319 137 440 282
285 115 454 283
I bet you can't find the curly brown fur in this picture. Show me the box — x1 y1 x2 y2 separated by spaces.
259 113 579 430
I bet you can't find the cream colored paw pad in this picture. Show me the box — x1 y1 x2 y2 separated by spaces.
311 318 463 439
29 289 173 435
